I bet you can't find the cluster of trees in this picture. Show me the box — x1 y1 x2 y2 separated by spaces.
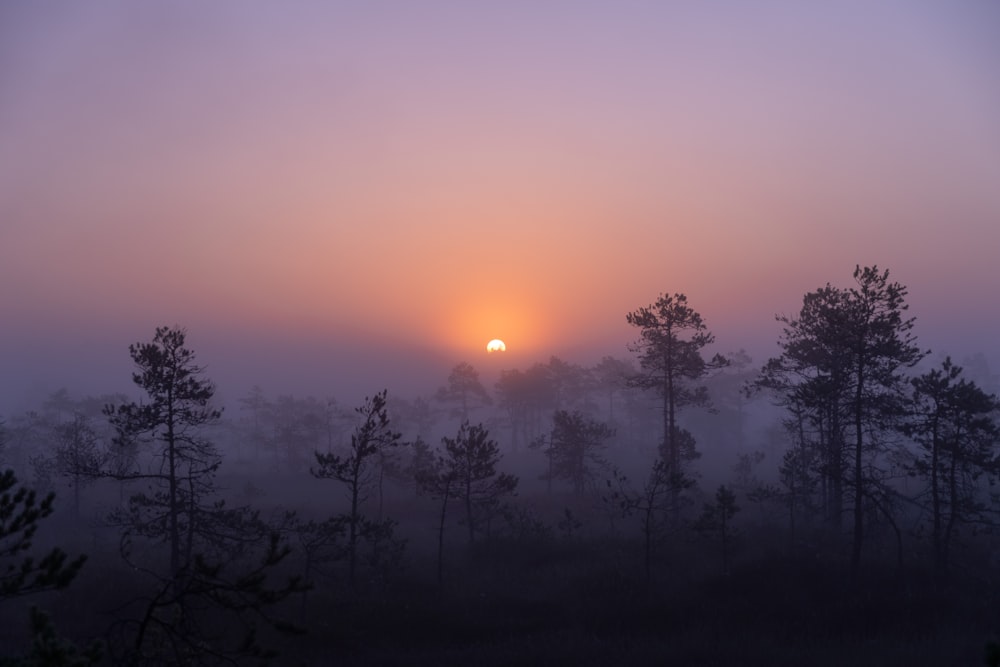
0 328 525 663
749 267 1000 578
1 264 998 663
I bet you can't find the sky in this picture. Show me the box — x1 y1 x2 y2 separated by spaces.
2 1 999 409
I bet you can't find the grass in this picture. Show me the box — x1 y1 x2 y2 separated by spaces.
279 535 999 666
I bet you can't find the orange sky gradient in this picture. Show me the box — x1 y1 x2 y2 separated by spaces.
2 2 999 406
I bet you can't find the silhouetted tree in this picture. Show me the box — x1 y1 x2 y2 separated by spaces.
903 357 1000 578
103 327 303 662
702 348 757 452
238 385 271 462
495 368 532 453
693 485 740 575
0 469 86 600
626 293 727 473
0 469 102 665
754 285 851 529
606 459 693 584
440 421 517 545
437 362 492 421
405 437 437 495
389 394 437 444
287 514 347 620
271 394 332 471
110 531 304 666
591 355 636 429
757 266 926 575
5 412 49 482
543 410 614 495
104 326 223 583
544 356 592 412
415 452 458 585
0 606 104 666
52 414 103 518
311 390 403 588
774 410 821 546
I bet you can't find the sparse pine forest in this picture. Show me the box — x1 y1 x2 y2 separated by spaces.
3 265 1000 666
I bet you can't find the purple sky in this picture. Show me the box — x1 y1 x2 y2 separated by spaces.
2 1 999 410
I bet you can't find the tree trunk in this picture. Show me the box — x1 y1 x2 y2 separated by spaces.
167 401 181 583
437 484 450 586
850 361 865 578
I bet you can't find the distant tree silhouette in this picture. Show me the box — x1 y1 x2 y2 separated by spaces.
903 357 1000 578
440 421 517 545
772 410 821 547
591 355 636 428
415 451 458 585
312 389 404 588
542 410 614 495
694 485 741 576
543 356 592 411
495 368 532 453
238 385 271 462
286 514 347 621
436 362 492 421
52 414 103 518
389 394 437 444
606 459 693 584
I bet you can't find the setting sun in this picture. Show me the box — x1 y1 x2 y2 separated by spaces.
486 339 506 353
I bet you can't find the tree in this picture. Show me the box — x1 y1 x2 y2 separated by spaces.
436 362 492 421
626 293 727 473
0 469 102 665
495 368 533 453
702 349 757 452
238 385 271 462
754 284 851 530
756 266 926 575
389 394 437 444
104 326 223 583
284 514 348 622
774 412 821 548
103 327 302 662
606 459 693 585
110 530 305 666
0 606 104 667
414 452 458 585
0 469 86 600
591 355 636 428
271 394 333 471
903 357 1000 578
693 485 741 576
311 390 403 588
543 356 592 412
542 410 614 495
52 414 103 518
440 421 517 545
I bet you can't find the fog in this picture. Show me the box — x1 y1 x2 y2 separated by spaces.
4 1 1000 663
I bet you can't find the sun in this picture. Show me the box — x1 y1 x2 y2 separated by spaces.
486 339 506 353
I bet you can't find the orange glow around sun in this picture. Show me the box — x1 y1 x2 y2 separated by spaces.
432 298 547 360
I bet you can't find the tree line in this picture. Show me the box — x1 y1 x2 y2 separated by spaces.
1 264 998 664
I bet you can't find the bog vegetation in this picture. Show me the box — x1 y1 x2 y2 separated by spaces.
2 265 999 666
